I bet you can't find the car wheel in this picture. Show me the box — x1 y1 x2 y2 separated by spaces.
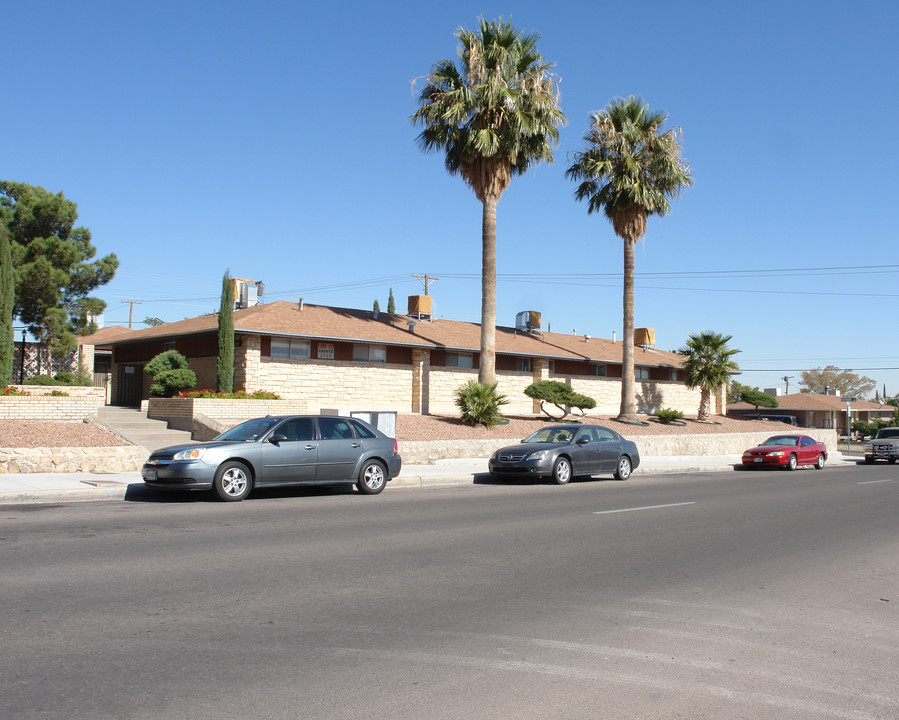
864 457 874 465
615 456 632 481
551 457 572 485
815 453 825 470
889 458 897 464
786 453 798 471
357 460 387 495
212 461 252 501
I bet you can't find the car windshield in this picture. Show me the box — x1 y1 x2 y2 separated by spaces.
875 428 899 439
216 417 284 442
522 428 576 444
762 436 799 447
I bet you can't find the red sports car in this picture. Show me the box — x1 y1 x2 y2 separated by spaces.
741 434 828 470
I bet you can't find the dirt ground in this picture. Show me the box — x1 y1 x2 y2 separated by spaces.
0 413 796 448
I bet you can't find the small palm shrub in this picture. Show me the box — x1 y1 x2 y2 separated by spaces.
655 408 684 424
145 350 197 397
455 380 509 428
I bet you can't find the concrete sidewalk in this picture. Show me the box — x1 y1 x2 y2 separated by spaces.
0 452 858 505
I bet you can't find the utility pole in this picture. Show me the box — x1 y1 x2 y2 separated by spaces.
782 375 794 394
121 300 142 329
412 273 438 295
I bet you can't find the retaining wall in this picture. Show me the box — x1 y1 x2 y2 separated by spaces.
0 446 148 474
0 386 106 421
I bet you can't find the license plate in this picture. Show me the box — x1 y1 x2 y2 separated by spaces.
144 469 157 481
754 458 762 463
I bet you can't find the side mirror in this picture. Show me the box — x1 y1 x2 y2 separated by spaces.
270 434 287 444
576 437 589 445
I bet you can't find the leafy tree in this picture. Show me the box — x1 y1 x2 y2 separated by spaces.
0 226 13 387
142 317 165 327
740 387 779 413
387 288 396 314
412 18 565 384
524 380 596 420
0 181 118 355
455 379 509 427
145 349 197 398
799 366 876 399
567 97 692 423
679 331 740 422
217 272 234 393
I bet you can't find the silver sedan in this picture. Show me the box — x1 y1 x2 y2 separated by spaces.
488 424 640 484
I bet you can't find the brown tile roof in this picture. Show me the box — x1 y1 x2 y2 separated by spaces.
76 325 138 346
104 301 687 368
730 393 895 413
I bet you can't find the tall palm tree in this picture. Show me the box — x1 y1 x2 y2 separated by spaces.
411 18 565 384
680 331 741 421
566 97 692 422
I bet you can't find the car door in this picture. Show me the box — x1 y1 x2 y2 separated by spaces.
315 417 362 481
256 417 318 485
595 426 624 472
570 427 602 475
798 436 817 464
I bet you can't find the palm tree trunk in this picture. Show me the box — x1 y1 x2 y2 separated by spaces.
698 389 711 422
479 196 497 385
617 235 637 422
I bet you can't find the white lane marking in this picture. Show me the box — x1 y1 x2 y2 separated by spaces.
593 501 695 515
858 478 895 485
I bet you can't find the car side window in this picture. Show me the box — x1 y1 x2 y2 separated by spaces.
347 419 376 439
276 418 314 442
800 437 813 447
318 417 355 440
577 428 596 443
596 428 617 442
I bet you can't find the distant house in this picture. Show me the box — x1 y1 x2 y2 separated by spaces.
728 392 895 434
86 300 709 416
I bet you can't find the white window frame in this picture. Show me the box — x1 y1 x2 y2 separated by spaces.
635 366 650 380
271 338 310 359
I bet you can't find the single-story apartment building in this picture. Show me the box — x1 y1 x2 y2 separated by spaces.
83 300 713 417
728 393 895 434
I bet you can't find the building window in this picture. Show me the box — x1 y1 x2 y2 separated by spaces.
516 357 531 372
635 367 650 380
271 338 310 359
446 352 473 368
353 344 387 363
587 364 607 377
164 341 176 352
548 360 555 374
669 369 678 381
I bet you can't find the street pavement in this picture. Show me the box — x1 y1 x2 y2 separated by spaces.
0 452 859 505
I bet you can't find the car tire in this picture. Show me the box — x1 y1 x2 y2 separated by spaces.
551 457 572 485
786 453 798 471
864 457 874 464
815 453 825 470
212 461 252 502
889 458 897 465
614 456 632 481
357 460 387 495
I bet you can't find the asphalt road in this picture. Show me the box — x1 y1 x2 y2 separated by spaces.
3 464 897 720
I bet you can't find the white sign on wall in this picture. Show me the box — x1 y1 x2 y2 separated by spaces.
317 343 334 360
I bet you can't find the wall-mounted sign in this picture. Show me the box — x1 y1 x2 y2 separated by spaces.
317 343 334 360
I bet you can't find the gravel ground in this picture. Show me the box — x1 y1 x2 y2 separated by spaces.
0 414 797 449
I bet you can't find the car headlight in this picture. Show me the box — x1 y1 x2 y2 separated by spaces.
767 451 785 457
742 451 751 457
173 448 206 461
525 449 550 461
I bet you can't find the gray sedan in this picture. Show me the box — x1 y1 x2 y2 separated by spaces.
488 424 640 484
142 415 402 501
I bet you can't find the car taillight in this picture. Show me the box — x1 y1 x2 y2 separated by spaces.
393 439 398 455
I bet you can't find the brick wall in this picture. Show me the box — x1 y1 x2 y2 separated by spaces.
0 386 106 421
148 397 310 427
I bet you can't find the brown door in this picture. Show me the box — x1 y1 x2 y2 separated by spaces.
116 364 143 406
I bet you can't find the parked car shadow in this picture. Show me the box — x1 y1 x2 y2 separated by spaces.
125 482 357 503
473 473 623 486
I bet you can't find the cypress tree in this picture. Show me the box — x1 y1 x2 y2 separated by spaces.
387 288 395 314
217 272 234 393
0 230 13 388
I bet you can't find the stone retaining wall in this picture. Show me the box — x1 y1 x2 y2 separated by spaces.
398 428 839 464
0 386 106 421
0 446 148 474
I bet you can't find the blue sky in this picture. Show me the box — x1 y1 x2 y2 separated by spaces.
5 0 898 398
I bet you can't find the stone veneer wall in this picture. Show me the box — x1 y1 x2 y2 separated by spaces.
398 429 839 464
253 358 414 413
148 397 310 430
0 446 148 473
0 386 106 420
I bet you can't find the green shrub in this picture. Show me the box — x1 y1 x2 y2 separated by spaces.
24 374 63 386
46 389 70 396
177 389 282 399
524 380 596 420
145 350 197 397
655 408 684 424
455 380 509 428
